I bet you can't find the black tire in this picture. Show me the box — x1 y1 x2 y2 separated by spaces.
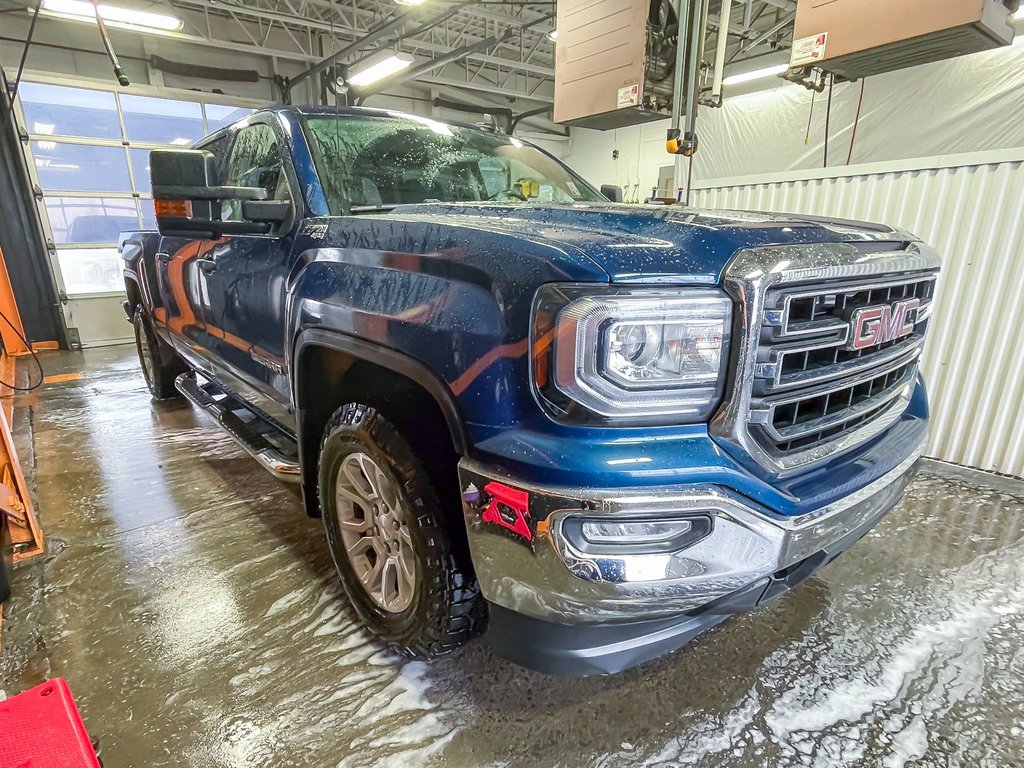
318 403 483 657
133 306 185 400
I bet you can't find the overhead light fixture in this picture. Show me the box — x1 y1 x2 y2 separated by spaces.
170 137 191 146
547 29 558 41
347 50 416 88
394 0 429 6
36 0 183 33
722 63 789 86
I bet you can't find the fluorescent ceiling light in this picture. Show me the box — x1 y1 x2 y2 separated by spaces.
33 122 56 134
722 63 788 86
170 137 191 146
37 0 183 32
347 51 416 88
395 0 429 6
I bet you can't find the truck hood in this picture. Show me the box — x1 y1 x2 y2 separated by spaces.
388 202 916 283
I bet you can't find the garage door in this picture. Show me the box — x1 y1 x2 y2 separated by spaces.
13 78 260 347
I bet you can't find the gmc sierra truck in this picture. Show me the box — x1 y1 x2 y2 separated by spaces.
121 106 939 675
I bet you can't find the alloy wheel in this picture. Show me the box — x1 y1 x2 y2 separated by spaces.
334 452 417 613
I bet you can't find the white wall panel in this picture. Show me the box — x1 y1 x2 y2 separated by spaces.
692 149 1024 478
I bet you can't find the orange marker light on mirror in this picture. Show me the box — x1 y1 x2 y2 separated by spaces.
155 199 192 218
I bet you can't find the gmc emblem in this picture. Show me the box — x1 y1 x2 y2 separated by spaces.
846 298 921 351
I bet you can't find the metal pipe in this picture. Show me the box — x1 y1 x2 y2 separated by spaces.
669 0 690 199
740 11 795 52
434 96 513 131
90 0 130 86
510 105 551 132
710 0 733 101
355 27 516 100
683 0 708 131
669 0 690 133
287 3 475 100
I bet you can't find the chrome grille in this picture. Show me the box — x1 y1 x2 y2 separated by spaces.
749 272 937 455
711 241 942 477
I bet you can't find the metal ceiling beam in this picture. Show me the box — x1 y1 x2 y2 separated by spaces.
291 0 554 32
286 2 469 97
169 0 554 78
739 10 795 51
431 83 560 132
356 25 515 97
416 75 553 102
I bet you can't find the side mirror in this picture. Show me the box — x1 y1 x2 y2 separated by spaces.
601 184 624 203
151 149 277 238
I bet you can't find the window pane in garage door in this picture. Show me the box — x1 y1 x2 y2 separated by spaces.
139 200 157 231
120 94 205 144
44 197 140 245
18 82 122 140
56 247 123 295
32 142 131 193
130 148 154 195
205 104 254 133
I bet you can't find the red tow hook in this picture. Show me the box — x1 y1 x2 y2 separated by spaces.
481 482 532 542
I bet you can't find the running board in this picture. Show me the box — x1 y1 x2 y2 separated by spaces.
175 372 301 484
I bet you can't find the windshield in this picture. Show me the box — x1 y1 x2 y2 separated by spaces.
302 114 605 213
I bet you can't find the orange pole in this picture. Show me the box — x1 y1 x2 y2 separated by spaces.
0 247 30 356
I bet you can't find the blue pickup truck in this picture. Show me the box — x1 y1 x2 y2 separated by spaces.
121 105 939 675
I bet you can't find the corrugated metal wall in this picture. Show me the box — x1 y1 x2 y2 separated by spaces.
693 149 1024 478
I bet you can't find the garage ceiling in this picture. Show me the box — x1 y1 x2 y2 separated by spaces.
1 1 798 109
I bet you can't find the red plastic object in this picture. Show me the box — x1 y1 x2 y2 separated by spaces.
0 678 101 768
482 482 532 542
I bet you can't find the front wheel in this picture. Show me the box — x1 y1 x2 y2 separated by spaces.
319 403 483 657
133 306 185 400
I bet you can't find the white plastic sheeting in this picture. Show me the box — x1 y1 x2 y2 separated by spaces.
563 37 1024 196
692 148 1024 478
693 37 1024 179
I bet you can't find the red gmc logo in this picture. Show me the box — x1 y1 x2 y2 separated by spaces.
846 298 921 351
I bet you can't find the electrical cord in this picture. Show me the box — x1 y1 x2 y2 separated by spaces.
0 310 45 392
0 0 42 132
804 89 816 146
823 73 834 167
846 79 866 165
0 0 47 391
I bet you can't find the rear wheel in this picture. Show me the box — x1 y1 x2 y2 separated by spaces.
319 403 483 657
133 306 185 400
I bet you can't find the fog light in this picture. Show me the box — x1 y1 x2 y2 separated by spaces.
581 519 691 545
563 515 712 555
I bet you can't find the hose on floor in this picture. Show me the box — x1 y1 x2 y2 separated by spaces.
0 310 44 392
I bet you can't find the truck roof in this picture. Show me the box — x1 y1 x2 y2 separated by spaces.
256 104 512 135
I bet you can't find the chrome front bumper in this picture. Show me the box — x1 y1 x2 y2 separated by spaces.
459 448 923 625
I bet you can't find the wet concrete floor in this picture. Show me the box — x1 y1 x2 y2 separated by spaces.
2 345 1023 768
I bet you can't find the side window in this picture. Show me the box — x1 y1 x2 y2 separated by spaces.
200 135 230 171
222 123 289 221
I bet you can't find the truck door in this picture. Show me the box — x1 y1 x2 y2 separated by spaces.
153 235 203 353
153 133 231 365
198 118 300 420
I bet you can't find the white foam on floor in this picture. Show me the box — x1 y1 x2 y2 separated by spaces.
630 537 1024 766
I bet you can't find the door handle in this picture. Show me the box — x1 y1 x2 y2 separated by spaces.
196 257 217 274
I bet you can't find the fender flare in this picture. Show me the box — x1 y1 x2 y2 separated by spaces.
292 327 468 455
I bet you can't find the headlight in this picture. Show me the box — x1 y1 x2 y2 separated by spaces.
532 285 732 424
